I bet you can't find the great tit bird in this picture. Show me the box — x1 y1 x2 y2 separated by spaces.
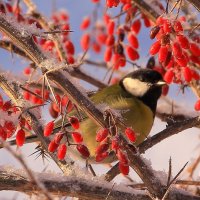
61 68 166 163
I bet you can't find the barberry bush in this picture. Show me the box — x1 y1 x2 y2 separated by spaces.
0 0 199 199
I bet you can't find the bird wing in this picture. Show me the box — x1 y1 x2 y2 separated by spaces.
54 84 154 160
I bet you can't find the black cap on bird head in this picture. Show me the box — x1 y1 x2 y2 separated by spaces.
120 68 166 113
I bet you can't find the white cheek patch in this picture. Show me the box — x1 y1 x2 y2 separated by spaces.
123 78 151 97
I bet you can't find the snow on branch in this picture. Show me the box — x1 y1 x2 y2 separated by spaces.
1 166 200 200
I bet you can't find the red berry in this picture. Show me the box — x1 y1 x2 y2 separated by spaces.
172 42 183 58
91 0 100 3
23 67 32 75
64 40 75 55
103 14 111 24
173 20 183 32
176 55 188 67
4 121 15 133
67 55 75 64
0 126 7 141
54 132 64 144
190 55 200 65
95 143 109 155
95 152 109 162
72 132 83 143
191 70 200 80
150 26 160 39
106 0 120 7
123 3 132 12
44 121 54 137
49 103 59 119
43 40 54 51
163 20 172 33
176 35 189 49
150 41 161 55
127 33 139 49
5 3 13 12
156 16 166 25
104 47 112 62
23 90 31 100
156 28 164 40
143 15 151 27
80 33 90 51
183 67 192 82
69 116 80 129
119 162 129 175
125 127 136 142
57 144 67 160
179 16 186 22
107 20 115 35
76 144 90 158
126 46 139 61
61 95 69 107
195 100 200 111
131 19 141 34
2 101 12 111
92 42 101 53
111 136 120 151
80 16 90 30
97 33 107 44
117 149 128 164
105 35 115 46
162 85 169 96
59 12 69 21
158 46 168 62
96 128 109 142
61 24 70 35
112 53 126 69
190 43 200 57
48 140 59 152
66 101 74 113
16 129 25 146
164 70 174 84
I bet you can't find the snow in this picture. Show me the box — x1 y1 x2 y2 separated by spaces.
1 14 43 38
142 156 168 185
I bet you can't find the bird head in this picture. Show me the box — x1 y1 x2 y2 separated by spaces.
120 68 166 112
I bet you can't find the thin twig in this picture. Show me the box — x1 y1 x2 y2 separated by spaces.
1 139 53 200
167 157 172 187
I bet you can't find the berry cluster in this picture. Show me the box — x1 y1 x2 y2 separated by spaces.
80 3 151 70
43 116 90 160
150 16 200 84
149 15 200 110
0 94 31 146
0 1 75 64
95 126 137 175
35 10 75 64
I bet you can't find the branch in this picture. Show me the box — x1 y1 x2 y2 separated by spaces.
1 167 200 200
0 40 30 60
186 0 200 12
0 74 74 174
132 0 160 22
23 0 67 62
138 116 200 153
1 141 53 200
0 167 150 200
105 116 200 182
0 40 106 89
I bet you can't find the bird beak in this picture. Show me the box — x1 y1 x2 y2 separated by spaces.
155 80 167 86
